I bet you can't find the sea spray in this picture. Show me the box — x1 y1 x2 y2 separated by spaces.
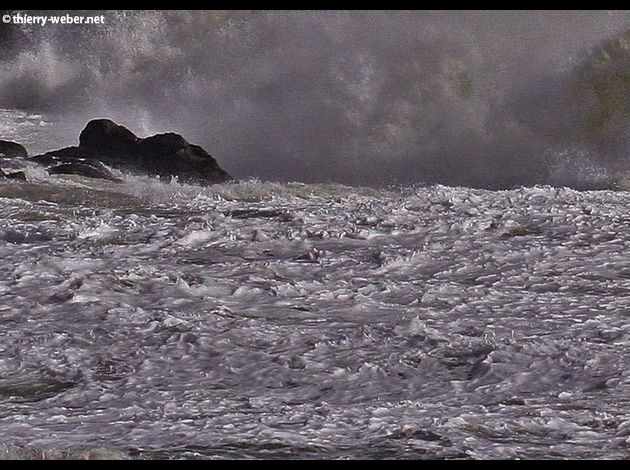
2 11 630 187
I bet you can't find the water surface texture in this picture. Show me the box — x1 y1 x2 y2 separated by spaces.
1 111 630 459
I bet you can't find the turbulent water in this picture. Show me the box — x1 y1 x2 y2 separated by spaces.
4 10 630 188
0 111 629 459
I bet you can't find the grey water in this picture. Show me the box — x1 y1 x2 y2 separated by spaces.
1 11 630 460
1 111 630 459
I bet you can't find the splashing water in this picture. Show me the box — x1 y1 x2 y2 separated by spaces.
2 11 630 187
2 12 630 460
1 107 630 458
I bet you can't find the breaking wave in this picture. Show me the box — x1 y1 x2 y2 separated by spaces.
2 10 630 188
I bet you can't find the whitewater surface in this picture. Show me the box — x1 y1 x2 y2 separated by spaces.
1 116 630 459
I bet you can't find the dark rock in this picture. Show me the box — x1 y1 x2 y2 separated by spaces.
48 161 122 183
29 147 87 166
79 119 139 157
135 133 232 183
0 140 28 158
0 168 26 181
5 171 26 181
31 119 232 184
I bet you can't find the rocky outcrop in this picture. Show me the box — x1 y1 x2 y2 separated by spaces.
28 148 122 182
6 171 26 181
32 119 232 184
29 147 86 166
47 161 122 183
0 168 27 181
0 140 28 159
79 119 139 157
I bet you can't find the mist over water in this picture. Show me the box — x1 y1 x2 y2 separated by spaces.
2 10 630 188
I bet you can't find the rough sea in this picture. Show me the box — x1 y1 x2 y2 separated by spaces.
0 109 629 459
